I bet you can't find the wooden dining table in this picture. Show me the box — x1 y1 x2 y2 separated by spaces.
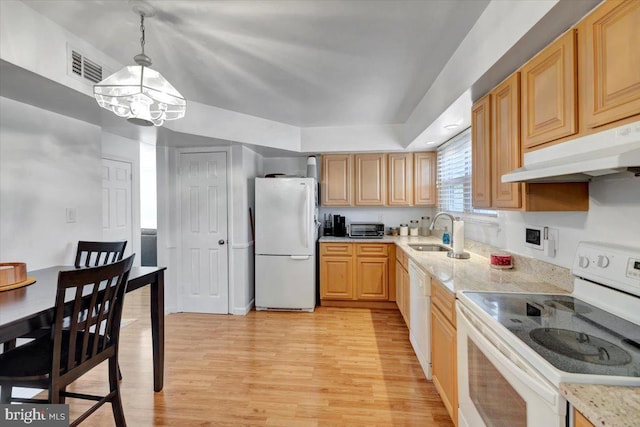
0 265 167 392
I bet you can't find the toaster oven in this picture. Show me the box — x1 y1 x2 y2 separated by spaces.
349 222 385 239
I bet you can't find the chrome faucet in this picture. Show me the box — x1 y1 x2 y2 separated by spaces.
429 212 470 259
429 212 455 245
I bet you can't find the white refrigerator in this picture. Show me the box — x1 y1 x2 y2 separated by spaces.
254 177 317 311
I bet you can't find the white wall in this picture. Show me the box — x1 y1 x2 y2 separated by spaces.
461 174 640 268
229 146 263 314
263 156 308 177
319 206 435 233
0 96 102 269
140 142 157 229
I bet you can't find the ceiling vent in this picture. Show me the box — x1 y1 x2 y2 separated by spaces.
68 46 103 84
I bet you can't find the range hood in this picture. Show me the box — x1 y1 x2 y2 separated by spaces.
502 121 640 183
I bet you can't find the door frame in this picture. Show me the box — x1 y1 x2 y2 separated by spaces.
101 156 140 266
175 147 232 314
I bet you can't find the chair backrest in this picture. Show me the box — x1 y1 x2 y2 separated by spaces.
74 241 127 268
51 255 134 380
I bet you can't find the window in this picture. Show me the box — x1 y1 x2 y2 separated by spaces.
437 129 495 216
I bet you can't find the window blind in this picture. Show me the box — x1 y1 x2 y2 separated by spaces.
437 129 496 216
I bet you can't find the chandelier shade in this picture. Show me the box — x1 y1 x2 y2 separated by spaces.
93 4 186 127
94 65 186 126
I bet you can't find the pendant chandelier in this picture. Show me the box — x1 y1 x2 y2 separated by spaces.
93 4 186 127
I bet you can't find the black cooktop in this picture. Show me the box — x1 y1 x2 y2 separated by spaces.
464 292 640 377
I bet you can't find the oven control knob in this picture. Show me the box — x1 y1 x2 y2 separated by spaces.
578 255 589 268
597 255 610 268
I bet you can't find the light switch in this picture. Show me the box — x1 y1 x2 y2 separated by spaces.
66 208 77 223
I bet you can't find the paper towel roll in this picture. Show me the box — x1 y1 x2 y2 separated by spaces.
453 220 465 254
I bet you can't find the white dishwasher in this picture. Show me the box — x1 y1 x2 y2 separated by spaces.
408 259 431 379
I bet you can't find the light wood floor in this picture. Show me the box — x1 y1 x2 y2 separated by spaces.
61 288 454 426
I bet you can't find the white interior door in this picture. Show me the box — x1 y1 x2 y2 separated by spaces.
102 158 132 255
179 152 229 314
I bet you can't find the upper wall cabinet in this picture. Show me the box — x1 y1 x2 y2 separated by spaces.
580 0 640 129
387 153 414 206
414 152 437 206
491 73 522 209
321 154 353 206
471 94 492 209
354 153 387 206
521 30 577 150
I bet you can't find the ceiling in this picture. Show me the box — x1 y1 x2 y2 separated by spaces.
21 0 490 128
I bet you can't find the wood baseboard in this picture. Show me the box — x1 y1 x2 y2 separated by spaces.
320 299 399 310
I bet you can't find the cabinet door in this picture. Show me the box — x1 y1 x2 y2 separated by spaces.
320 256 354 299
581 0 640 128
431 306 458 426
395 259 403 310
354 153 386 206
387 153 414 206
521 30 577 149
574 408 596 427
402 267 410 326
321 154 353 206
356 257 389 300
471 94 492 208
491 73 522 209
414 152 437 206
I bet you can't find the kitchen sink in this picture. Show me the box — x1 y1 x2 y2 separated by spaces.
408 244 450 252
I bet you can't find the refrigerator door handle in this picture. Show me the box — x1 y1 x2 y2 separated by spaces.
303 183 310 248
290 255 311 260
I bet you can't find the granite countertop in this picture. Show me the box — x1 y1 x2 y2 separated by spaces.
560 383 640 426
319 235 572 295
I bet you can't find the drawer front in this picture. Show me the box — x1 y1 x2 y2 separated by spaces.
321 243 353 256
432 279 456 327
356 243 389 257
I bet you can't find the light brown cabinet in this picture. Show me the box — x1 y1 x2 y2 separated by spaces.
431 279 458 426
321 152 436 207
395 248 410 327
320 242 396 307
387 153 414 206
471 94 492 208
573 407 595 427
414 152 437 206
356 258 388 300
580 0 640 129
491 73 522 209
472 76 589 212
319 243 354 299
521 30 577 149
354 153 387 206
321 154 353 206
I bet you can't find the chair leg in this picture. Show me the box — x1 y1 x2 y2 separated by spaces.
0 385 12 403
109 357 127 427
118 364 123 381
0 340 16 403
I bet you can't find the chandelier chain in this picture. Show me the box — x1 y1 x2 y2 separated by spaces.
139 14 146 54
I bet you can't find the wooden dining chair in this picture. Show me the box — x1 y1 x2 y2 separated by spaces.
0 255 134 427
74 240 127 268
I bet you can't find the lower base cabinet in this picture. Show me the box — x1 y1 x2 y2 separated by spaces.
431 279 458 426
320 242 396 307
395 248 410 326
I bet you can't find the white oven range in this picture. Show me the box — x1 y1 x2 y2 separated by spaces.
456 242 640 427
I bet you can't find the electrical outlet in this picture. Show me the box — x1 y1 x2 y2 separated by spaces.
377 214 384 222
545 227 559 257
66 208 77 223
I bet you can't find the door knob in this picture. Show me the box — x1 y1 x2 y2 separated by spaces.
218 240 226 245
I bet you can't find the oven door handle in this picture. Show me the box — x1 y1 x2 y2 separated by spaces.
458 304 559 407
